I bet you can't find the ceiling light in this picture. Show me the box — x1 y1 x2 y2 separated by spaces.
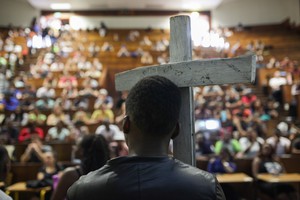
50 3 71 10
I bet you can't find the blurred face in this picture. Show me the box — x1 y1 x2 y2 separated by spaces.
223 132 232 142
44 152 55 166
247 128 257 139
262 144 272 156
220 148 230 160
54 107 61 115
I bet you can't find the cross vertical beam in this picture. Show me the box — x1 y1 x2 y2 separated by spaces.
170 16 195 166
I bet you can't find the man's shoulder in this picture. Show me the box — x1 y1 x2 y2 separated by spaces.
68 157 222 200
173 159 215 180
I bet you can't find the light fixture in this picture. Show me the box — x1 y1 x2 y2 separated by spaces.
50 3 71 10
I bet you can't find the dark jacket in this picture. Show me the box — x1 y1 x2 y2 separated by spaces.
67 156 225 200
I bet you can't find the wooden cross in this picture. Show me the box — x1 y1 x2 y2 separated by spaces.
115 15 256 166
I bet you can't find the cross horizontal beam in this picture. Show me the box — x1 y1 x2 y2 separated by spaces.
115 54 256 91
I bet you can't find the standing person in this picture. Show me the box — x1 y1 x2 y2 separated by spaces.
50 135 110 200
67 76 225 200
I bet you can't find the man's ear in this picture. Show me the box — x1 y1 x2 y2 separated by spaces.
171 122 180 139
123 115 130 134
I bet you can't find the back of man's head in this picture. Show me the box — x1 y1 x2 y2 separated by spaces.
126 76 181 136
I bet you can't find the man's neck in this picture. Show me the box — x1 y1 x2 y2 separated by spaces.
128 139 170 157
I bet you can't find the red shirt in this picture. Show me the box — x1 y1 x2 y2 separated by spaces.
18 127 44 142
241 95 257 106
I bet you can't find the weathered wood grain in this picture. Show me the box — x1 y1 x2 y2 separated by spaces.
115 54 256 91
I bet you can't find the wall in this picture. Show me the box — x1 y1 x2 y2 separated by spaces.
69 15 172 30
285 0 300 25
69 0 299 30
0 0 298 29
0 0 40 27
211 0 299 28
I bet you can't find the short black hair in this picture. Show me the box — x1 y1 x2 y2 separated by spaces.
126 76 181 136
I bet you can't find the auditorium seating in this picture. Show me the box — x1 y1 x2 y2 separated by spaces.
1 21 300 200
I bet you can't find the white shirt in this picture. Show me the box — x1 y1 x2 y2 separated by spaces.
269 77 287 91
48 127 70 141
36 87 56 98
266 136 291 155
239 137 264 157
95 124 122 142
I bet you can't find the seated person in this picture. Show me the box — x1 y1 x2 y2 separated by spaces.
35 96 55 111
252 143 296 199
18 122 44 143
241 89 257 108
202 85 224 99
92 58 103 70
225 89 241 109
36 83 56 98
208 147 238 200
72 107 91 125
50 135 110 200
208 147 237 174
91 104 114 124
20 93 35 111
46 120 71 142
20 137 52 163
101 42 114 52
214 129 241 157
0 92 19 111
28 107 47 125
195 132 214 157
140 51 153 65
57 71 78 88
117 45 130 57
42 72 58 88
28 151 63 200
269 71 292 105
0 146 12 200
72 96 89 110
94 89 113 110
37 151 62 185
291 132 300 154
0 119 19 144
61 81 79 99
95 121 121 143
130 47 144 58
140 36 152 46
266 128 291 156
239 127 264 158
47 106 70 126
54 96 73 111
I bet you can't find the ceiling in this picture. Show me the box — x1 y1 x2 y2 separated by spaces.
26 0 237 11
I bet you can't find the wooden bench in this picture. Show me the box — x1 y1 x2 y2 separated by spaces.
10 163 42 184
280 154 300 173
